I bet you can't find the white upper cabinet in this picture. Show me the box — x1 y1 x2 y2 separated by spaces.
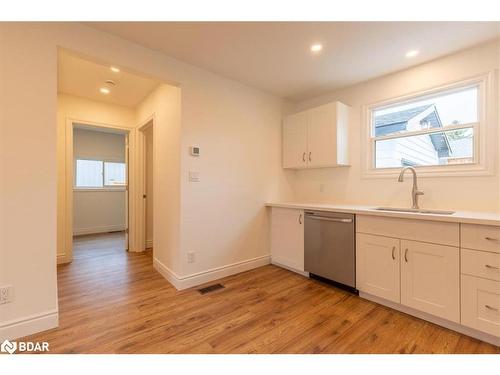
282 101 350 169
283 112 308 169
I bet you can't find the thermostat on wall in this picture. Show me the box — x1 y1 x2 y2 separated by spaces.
189 145 200 156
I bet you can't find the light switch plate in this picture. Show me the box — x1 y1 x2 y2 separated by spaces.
0 285 13 304
189 171 200 182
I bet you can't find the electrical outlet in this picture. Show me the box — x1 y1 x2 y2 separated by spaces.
0 285 13 304
187 252 195 263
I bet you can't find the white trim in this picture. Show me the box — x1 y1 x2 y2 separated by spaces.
360 291 500 347
271 258 309 277
153 255 271 290
73 224 126 236
57 253 68 265
0 310 58 341
361 72 496 179
74 188 126 192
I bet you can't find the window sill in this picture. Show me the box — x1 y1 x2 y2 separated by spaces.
74 188 127 192
362 163 494 179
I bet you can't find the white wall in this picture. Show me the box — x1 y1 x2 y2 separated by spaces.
290 40 500 212
73 128 126 236
0 23 292 339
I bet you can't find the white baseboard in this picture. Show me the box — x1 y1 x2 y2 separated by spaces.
0 310 58 341
145 239 153 249
271 258 309 277
73 224 126 236
154 254 271 290
360 292 500 347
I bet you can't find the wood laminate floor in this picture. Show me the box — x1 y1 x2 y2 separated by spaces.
23 232 499 354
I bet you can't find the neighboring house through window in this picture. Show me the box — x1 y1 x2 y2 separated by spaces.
366 77 487 176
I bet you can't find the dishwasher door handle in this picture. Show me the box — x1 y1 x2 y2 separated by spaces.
306 216 353 223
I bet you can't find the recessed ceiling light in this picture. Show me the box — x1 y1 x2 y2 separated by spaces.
310 44 323 53
110 66 120 73
405 50 419 58
100 87 110 95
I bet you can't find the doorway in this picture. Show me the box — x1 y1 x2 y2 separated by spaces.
71 124 130 257
140 120 154 251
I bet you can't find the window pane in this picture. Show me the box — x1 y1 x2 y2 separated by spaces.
76 160 103 188
375 128 474 169
104 162 126 186
373 86 478 137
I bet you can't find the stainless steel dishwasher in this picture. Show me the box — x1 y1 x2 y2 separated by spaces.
304 211 356 291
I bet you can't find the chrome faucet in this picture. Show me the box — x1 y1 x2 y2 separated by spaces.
398 166 424 209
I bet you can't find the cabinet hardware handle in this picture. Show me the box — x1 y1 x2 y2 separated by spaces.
299 214 302 225
404 249 409 262
485 305 499 312
392 246 396 260
302 152 306 162
485 264 499 270
485 236 499 241
308 152 312 162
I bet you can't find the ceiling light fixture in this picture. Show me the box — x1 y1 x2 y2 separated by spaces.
100 87 110 95
310 44 323 53
110 66 120 73
405 50 419 58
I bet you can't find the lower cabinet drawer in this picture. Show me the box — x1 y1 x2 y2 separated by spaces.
461 249 500 282
461 274 500 337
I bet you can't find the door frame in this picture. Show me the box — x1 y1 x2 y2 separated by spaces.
62 118 137 262
136 116 155 253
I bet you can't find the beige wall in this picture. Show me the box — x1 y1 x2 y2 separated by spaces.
290 40 500 212
136 84 182 274
0 22 292 338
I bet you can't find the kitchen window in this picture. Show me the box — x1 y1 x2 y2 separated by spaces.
75 159 127 189
364 74 493 177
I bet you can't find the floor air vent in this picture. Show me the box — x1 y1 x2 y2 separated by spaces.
198 283 225 295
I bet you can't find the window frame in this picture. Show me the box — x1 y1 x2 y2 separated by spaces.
361 72 494 178
74 158 127 191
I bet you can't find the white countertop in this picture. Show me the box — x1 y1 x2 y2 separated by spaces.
266 202 500 226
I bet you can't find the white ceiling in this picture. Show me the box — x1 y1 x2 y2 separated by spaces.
58 50 161 108
88 22 500 101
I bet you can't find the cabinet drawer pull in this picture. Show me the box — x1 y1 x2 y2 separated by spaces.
302 152 306 162
308 152 312 162
485 304 499 312
485 264 499 270
299 214 302 225
404 249 409 263
391 246 396 260
485 236 499 241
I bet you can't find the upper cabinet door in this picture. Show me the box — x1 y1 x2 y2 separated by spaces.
282 101 350 169
283 111 308 169
307 103 337 167
356 233 401 303
400 240 460 323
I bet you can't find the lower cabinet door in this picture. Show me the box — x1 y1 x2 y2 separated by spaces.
461 274 500 337
356 233 400 303
401 240 460 323
270 208 304 272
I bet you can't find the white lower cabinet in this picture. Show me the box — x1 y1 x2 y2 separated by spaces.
356 234 460 323
270 207 304 273
461 274 500 337
400 240 460 323
356 233 400 303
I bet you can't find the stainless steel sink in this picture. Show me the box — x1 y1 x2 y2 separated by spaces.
374 207 455 215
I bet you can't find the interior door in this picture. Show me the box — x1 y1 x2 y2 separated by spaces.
283 112 308 168
356 233 401 302
124 133 129 251
401 240 460 322
307 103 336 167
